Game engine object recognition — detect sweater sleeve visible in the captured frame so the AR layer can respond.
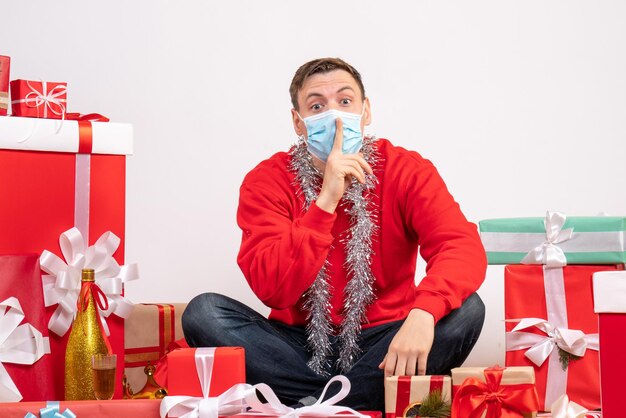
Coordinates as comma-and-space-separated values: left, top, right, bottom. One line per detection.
400, 153, 487, 323
236, 165, 336, 310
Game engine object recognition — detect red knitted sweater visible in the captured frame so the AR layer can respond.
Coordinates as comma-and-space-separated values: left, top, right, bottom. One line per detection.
237, 138, 486, 328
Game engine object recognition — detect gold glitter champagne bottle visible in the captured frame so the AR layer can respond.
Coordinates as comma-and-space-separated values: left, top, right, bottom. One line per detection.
65, 268, 112, 400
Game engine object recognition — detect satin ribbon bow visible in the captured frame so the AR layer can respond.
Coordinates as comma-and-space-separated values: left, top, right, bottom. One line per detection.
23, 401, 77, 418
451, 366, 540, 418
506, 318, 598, 367
16, 80, 68, 119
39, 227, 140, 337
0, 297, 50, 402
65, 113, 110, 122
245, 375, 368, 418
549, 394, 595, 418
160, 347, 251, 418
521, 211, 573, 267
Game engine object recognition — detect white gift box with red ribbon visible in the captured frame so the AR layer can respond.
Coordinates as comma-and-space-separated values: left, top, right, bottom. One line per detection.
0, 114, 132, 155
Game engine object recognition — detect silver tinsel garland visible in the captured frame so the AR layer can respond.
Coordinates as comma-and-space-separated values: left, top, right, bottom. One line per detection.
289, 136, 379, 375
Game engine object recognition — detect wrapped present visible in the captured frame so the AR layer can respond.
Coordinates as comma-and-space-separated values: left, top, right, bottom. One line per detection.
535, 394, 602, 417
167, 347, 246, 397
0, 254, 52, 402
384, 375, 451, 418
505, 265, 623, 411
0, 55, 9, 116
451, 366, 540, 418
479, 212, 626, 265
5, 399, 160, 418
152, 337, 189, 390
10, 79, 67, 119
192, 375, 372, 418
124, 303, 187, 393
0, 115, 133, 400
593, 270, 626, 418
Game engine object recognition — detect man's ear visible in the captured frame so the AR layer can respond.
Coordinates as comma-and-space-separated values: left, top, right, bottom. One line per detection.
291, 108, 306, 137
363, 97, 372, 126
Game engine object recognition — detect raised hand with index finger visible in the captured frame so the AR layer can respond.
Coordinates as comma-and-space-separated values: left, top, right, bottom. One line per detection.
315, 117, 373, 214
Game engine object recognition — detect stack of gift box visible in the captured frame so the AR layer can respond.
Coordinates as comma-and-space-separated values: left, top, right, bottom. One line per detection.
0, 53, 138, 413
382, 212, 626, 418
478, 211, 625, 417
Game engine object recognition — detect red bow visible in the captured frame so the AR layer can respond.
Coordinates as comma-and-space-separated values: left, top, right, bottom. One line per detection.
452, 367, 540, 418
66, 112, 110, 122
78, 281, 110, 313
77, 281, 113, 353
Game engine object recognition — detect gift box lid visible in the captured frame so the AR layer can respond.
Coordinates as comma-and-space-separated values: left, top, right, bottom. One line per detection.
0, 115, 133, 155
479, 215, 626, 265
451, 366, 536, 385
593, 270, 626, 313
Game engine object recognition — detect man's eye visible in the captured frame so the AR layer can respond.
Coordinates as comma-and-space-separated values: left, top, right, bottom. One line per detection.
341, 98, 352, 105
311, 104, 322, 111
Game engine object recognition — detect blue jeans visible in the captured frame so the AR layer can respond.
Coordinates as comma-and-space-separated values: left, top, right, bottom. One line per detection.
182, 292, 484, 412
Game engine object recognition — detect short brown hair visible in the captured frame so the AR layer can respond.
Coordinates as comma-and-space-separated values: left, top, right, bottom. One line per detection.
289, 57, 365, 110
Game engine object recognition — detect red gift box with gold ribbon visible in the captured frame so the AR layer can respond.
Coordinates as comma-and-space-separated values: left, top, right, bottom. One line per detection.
451, 366, 540, 418
0, 114, 133, 400
384, 375, 451, 418
505, 264, 623, 411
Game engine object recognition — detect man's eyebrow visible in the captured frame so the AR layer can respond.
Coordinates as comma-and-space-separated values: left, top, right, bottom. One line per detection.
337, 86, 355, 94
305, 92, 324, 101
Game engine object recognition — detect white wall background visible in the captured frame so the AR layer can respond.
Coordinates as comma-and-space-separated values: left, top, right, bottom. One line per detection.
3, 1, 625, 367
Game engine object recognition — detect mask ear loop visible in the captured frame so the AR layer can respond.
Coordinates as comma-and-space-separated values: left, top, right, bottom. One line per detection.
296, 111, 307, 141
360, 100, 373, 140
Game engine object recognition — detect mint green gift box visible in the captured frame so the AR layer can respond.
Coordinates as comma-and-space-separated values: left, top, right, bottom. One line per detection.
479, 214, 626, 265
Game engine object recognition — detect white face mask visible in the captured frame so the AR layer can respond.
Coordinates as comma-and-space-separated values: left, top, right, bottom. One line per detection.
298, 107, 365, 162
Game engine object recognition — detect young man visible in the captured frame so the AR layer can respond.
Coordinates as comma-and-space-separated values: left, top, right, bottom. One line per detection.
183, 57, 487, 411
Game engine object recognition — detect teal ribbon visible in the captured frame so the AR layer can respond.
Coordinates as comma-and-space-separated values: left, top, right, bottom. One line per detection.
23, 401, 77, 418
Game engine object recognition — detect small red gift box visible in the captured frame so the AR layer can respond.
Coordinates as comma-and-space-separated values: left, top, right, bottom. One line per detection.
384, 375, 451, 418
593, 270, 626, 418
10, 79, 67, 119
0, 254, 54, 402
0, 115, 133, 400
451, 366, 539, 418
505, 265, 623, 411
167, 347, 246, 397
0, 55, 9, 116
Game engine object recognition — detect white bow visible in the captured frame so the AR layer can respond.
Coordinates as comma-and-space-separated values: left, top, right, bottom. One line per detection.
0, 297, 50, 402
521, 211, 573, 267
550, 394, 598, 417
506, 318, 598, 367
246, 375, 368, 418
161, 383, 253, 418
39, 227, 139, 337
11, 80, 67, 119
160, 346, 366, 418
160, 347, 250, 418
